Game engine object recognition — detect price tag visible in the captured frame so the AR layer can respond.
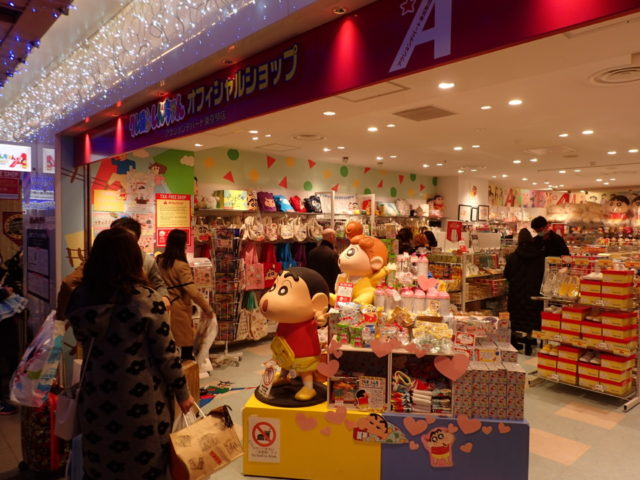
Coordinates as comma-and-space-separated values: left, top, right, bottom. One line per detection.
335, 282, 354, 304
613, 347, 629, 356
593, 383, 605, 393
574, 340, 587, 348
550, 374, 560, 382
597, 342, 610, 351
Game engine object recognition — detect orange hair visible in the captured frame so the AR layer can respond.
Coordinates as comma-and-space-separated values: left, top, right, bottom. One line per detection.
350, 235, 388, 264
345, 221, 364, 239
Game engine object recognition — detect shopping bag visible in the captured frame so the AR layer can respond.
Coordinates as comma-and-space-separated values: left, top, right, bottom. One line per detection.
243, 243, 265, 290
170, 405, 243, 480
10, 310, 65, 407
261, 245, 281, 289
277, 243, 297, 270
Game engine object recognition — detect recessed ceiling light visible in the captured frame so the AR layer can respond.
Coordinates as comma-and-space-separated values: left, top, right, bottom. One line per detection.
544, 181, 550, 185
386, 123, 396, 128
574, 169, 581, 173
581, 129, 594, 135
438, 82, 455, 89
610, 178, 616, 181
532, 182, 538, 185
491, 175, 497, 178
251, 136, 259, 141
376, 156, 383, 160
513, 159, 521, 164
508, 99, 523, 106
332, 6, 347, 15
457, 169, 464, 173
607, 150, 617, 155
596, 178, 603, 182
194, 143, 203, 147
323, 111, 336, 116
436, 162, 444, 166
336, 146, 345, 150
249, 129, 259, 134
367, 126, 378, 132
480, 105, 492, 110
522, 177, 528, 181
559, 184, 565, 187
558, 133, 569, 138
559, 170, 566, 174
501, 174, 508, 178
423, 164, 429, 168
453, 146, 463, 151
629, 148, 639, 153
389, 155, 397, 159
529, 158, 538, 163
471, 145, 480, 148
323, 147, 331, 152
604, 182, 610, 185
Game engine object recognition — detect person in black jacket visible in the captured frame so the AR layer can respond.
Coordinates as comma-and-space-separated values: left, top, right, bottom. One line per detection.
504, 228, 545, 354
307, 228, 341, 293
531, 216, 570, 257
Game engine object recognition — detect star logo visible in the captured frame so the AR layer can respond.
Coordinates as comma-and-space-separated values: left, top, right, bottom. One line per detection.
400, 0, 417, 15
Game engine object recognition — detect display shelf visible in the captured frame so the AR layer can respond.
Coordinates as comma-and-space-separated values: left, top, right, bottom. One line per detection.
536, 373, 636, 401
533, 296, 639, 312
464, 294, 505, 304
336, 339, 453, 356
195, 208, 319, 216
532, 330, 637, 356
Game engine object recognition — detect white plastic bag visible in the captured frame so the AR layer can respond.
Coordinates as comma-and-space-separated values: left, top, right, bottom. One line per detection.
194, 313, 218, 378
10, 310, 65, 407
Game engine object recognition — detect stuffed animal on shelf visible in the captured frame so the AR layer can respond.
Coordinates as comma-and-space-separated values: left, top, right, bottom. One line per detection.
605, 195, 630, 227
331, 235, 388, 305
583, 202, 604, 224
259, 267, 329, 401
630, 196, 640, 228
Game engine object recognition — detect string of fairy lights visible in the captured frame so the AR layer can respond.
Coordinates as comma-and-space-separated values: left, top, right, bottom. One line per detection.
0, 0, 256, 142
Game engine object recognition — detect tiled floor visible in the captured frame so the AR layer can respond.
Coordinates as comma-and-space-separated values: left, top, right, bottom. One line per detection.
2, 341, 640, 479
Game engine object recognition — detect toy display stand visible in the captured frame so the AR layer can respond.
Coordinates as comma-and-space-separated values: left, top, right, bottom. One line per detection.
242, 394, 529, 480
255, 379, 327, 408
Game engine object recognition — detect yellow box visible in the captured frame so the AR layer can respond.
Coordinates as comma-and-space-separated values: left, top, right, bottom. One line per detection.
537, 353, 557, 369
582, 334, 602, 347
601, 354, 636, 370
562, 306, 591, 321
538, 365, 556, 379
580, 280, 602, 294
578, 362, 600, 377
561, 320, 581, 333
602, 324, 637, 340
560, 330, 581, 343
599, 367, 631, 383
557, 359, 578, 373
602, 337, 637, 351
601, 311, 636, 328
601, 282, 633, 296
558, 345, 581, 361
542, 318, 561, 330
578, 374, 600, 389
601, 294, 634, 310
557, 369, 577, 385
579, 292, 602, 306
581, 321, 602, 337
601, 378, 632, 396
602, 270, 634, 284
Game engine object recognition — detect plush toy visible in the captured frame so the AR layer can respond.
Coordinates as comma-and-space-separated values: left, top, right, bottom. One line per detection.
429, 195, 445, 219
332, 235, 389, 305
605, 195, 630, 227
259, 267, 329, 401
583, 201, 604, 224
630, 196, 640, 228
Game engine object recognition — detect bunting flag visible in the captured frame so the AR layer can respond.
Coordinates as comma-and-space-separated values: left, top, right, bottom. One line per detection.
331, 183, 339, 192
377, 180, 384, 188
399, 175, 405, 184
267, 156, 277, 168
308, 159, 316, 168
279, 177, 288, 188
223, 171, 235, 183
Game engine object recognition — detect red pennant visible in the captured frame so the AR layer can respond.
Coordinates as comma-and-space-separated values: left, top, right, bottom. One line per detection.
267, 156, 277, 168
377, 180, 384, 188
308, 159, 316, 168
331, 183, 339, 192
279, 177, 288, 188
419, 184, 425, 191
364, 167, 371, 174
399, 175, 404, 184
223, 171, 235, 183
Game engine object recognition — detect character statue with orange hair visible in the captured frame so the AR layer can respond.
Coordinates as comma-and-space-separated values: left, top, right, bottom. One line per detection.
331, 235, 388, 305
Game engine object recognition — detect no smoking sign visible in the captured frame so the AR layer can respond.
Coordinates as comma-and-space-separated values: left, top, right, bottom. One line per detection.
249, 417, 281, 463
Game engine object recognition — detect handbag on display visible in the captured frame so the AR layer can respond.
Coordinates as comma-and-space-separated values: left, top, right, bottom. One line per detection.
396, 199, 410, 216
292, 243, 308, 267
278, 217, 294, 240
307, 217, 324, 241
293, 217, 307, 242
257, 192, 277, 212
303, 195, 322, 213
264, 217, 278, 242
261, 244, 282, 288
277, 243, 297, 270
242, 243, 265, 291
55, 339, 94, 441
274, 195, 294, 212
289, 196, 306, 212
246, 190, 258, 211
242, 216, 265, 242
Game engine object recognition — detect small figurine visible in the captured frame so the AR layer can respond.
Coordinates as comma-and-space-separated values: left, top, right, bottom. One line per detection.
260, 267, 329, 401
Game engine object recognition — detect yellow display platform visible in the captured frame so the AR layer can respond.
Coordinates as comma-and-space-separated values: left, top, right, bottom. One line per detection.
243, 394, 380, 479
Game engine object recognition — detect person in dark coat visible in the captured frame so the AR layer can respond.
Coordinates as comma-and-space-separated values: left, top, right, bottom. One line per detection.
396, 227, 414, 255
307, 228, 341, 293
531, 216, 570, 257
504, 228, 545, 354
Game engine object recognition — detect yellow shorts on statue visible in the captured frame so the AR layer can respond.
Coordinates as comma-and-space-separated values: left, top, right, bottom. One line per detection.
271, 336, 320, 373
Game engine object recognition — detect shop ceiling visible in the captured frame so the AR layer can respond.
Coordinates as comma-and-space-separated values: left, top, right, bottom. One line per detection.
0, 0, 74, 86
155, 11, 640, 193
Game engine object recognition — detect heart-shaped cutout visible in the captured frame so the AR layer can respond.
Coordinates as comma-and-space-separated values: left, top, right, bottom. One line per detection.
320, 426, 332, 436
434, 354, 470, 381
448, 423, 459, 433
498, 423, 511, 434
457, 414, 482, 435
409, 440, 420, 451
482, 426, 493, 435
460, 442, 473, 453
317, 359, 340, 378
327, 339, 343, 359
371, 338, 394, 358
325, 406, 347, 425
344, 419, 357, 430
389, 338, 403, 349
417, 276, 437, 291
424, 415, 437, 425
295, 413, 318, 431
403, 417, 428, 436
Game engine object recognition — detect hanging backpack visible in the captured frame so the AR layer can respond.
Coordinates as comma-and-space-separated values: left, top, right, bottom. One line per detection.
277, 243, 297, 270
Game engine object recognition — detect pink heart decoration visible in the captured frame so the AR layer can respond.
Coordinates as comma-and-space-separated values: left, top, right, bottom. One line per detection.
403, 417, 428, 436
327, 339, 343, 359
320, 426, 332, 436
460, 442, 473, 453
409, 441, 420, 451
457, 414, 482, 435
448, 423, 459, 433
371, 338, 394, 358
424, 415, 437, 425
325, 406, 347, 425
295, 413, 318, 431
317, 359, 340, 378
417, 276, 437, 291
482, 426, 493, 435
434, 354, 470, 381
498, 423, 511, 434
344, 419, 357, 431
389, 338, 403, 349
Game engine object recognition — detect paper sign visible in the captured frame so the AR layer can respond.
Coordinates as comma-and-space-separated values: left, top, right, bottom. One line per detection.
156, 193, 191, 247
94, 189, 125, 212
335, 282, 354, 304
42, 147, 55, 174
249, 417, 281, 463
0, 171, 19, 199
257, 365, 277, 398
447, 221, 463, 242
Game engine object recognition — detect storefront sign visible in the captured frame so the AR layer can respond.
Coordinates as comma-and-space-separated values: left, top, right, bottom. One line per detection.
0, 143, 31, 172
155, 193, 191, 247
0, 171, 20, 199
42, 147, 55, 174
77, 0, 640, 163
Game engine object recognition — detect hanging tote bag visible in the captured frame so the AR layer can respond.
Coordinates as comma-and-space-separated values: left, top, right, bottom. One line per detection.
264, 217, 278, 242
293, 217, 307, 242
261, 244, 282, 289
274, 195, 294, 212
257, 192, 277, 212
278, 217, 294, 240
242, 242, 265, 291
277, 243, 297, 270
292, 243, 308, 267
290, 196, 306, 212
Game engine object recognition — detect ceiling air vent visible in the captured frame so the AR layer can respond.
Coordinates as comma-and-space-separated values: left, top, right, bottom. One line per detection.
590, 66, 640, 85
393, 105, 455, 121
292, 134, 326, 141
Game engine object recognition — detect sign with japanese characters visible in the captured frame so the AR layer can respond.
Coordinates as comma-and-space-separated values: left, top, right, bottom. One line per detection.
0, 143, 31, 172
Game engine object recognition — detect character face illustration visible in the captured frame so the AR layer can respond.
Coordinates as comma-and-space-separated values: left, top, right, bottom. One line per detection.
356, 414, 389, 440
422, 427, 456, 468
